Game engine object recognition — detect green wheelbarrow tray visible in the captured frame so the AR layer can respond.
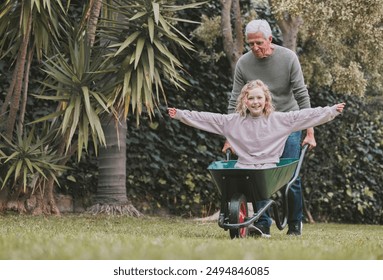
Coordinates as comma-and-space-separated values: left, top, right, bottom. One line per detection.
207, 145, 308, 234
208, 158, 299, 201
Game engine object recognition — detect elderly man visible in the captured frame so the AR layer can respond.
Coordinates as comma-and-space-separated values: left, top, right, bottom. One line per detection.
223, 19, 316, 237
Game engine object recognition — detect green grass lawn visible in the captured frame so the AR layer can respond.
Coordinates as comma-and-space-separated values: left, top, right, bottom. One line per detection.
0, 214, 382, 260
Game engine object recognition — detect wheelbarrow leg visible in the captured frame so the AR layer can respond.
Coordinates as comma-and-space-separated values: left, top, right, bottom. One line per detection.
218, 176, 229, 228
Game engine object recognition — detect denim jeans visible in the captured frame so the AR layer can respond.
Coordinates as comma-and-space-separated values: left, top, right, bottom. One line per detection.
255, 131, 303, 227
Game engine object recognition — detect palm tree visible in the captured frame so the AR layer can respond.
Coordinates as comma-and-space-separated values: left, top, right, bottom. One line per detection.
86, 0, 203, 214
0, 0, 68, 137
0, 0, 71, 214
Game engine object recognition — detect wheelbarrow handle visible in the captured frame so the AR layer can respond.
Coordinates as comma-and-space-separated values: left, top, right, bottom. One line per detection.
301, 144, 309, 156
226, 149, 231, 161
286, 143, 309, 189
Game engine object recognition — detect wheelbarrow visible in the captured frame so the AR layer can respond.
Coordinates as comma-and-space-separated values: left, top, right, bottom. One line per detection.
207, 145, 308, 239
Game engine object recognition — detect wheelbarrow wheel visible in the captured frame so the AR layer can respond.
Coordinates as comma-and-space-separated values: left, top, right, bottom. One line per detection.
229, 193, 248, 239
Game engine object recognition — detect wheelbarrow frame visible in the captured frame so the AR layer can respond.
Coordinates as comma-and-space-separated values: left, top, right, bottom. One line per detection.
207, 145, 308, 238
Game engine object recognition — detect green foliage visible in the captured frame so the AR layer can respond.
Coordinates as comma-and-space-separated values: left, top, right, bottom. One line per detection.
100, 0, 205, 123
192, 15, 221, 49
0, 0, 68, 60
191, 14, 225, 62
34, 32, 114, 159
270, 0, 383, 95
0, 127, 68, 192
190, 0, 278, 63
302, 90, 383, 224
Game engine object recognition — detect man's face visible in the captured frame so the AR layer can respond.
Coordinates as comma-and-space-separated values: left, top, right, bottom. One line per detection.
246, 32, 273, 58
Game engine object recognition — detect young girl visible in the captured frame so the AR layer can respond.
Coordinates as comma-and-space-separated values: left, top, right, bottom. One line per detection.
168, 80, 345, 169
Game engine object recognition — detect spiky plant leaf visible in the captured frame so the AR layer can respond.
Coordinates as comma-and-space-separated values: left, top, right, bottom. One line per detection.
99, 0, 204, 123
35, 30, 115, 159
0, 129, 68, 192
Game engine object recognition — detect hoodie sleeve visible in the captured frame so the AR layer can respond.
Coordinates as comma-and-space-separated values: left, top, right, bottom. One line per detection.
287, 105, 341, 132
174, 110, 227, 136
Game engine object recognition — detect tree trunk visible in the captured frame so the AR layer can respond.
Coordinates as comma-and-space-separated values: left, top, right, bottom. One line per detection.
220, 0, 244, 76
83, 0, 141, 216
88, 113, 142, 216
275, 13, 303, 52
18, 47, 34, 137
33, 178, 61, 216
5, 9, 32, 138
87, 0, 103, 47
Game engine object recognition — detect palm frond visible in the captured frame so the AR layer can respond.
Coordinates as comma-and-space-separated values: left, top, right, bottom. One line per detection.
99, 0, 202, 121
37, 30, 113, 158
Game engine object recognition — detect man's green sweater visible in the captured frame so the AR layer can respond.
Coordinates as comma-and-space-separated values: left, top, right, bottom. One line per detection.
228, 45, 311, 113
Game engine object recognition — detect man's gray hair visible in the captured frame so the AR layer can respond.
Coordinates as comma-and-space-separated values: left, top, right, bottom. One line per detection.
245, 19, 272, 38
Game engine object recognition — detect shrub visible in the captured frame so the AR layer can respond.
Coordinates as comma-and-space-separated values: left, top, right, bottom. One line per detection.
302, 90, 383, 224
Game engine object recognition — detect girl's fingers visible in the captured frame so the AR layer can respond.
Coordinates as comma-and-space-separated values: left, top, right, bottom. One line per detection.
167, 107, 176, 117
337, 103, 345, 112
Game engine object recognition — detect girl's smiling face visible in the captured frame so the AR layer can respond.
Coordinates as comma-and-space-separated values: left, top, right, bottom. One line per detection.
245, 88, 266, 117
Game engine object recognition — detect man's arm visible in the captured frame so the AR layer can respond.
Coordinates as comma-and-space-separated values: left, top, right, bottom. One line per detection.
290, 54, 316, 149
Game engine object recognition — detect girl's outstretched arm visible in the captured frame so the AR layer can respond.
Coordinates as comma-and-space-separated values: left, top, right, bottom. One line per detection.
167, 108, 227, 136
168, 107, 177, 118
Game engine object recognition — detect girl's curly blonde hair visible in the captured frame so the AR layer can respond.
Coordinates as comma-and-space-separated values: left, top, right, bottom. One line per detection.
235, 80, 275, 117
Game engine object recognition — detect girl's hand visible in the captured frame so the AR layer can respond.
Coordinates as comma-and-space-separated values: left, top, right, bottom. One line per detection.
167, 107, 177, 118
336, 103, 346, 113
